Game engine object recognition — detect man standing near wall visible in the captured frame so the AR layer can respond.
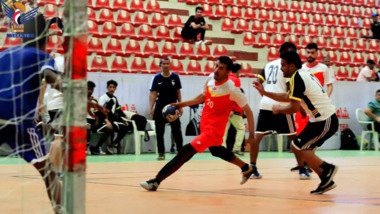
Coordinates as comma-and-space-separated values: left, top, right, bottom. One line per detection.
150, 57, 183, 160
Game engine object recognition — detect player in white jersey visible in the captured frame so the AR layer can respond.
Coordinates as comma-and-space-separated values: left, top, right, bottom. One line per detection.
253, 51, 339, 194
250, 42, 302, 179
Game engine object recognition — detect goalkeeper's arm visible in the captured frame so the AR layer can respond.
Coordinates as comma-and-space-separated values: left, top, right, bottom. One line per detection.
44, 69, 62, 91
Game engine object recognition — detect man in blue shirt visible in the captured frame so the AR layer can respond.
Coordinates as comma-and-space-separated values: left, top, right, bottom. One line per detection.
0, 13, 62, 213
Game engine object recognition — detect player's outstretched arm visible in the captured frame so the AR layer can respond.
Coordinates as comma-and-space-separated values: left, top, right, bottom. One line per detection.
253, 81, 290, 102
272, 99, 300, 115
171, 93, 206, 109
44, 70, 62, 91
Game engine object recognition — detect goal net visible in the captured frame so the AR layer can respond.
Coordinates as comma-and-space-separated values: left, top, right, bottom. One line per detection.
0, 0, 87, 213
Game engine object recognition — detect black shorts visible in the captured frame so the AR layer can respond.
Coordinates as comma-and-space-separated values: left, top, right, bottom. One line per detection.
293, 114, 339, 150
256, 110, 296, 135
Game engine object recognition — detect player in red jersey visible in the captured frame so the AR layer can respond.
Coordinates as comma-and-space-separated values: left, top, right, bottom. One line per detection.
140, 56, 255, 191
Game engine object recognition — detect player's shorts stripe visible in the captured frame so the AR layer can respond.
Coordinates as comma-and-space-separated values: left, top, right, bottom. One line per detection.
302, 117, 331, 150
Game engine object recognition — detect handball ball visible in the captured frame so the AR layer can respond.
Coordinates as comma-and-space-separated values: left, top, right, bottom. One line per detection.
162, 104, 180, 122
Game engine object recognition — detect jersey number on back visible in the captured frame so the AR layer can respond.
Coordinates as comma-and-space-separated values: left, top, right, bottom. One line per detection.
267, 65, 279, 84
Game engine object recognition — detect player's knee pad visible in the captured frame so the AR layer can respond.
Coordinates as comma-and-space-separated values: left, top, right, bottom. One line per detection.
209, 146, 234, 162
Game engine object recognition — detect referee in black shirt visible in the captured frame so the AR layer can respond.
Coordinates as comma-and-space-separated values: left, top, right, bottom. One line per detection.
150, 57, 183, 160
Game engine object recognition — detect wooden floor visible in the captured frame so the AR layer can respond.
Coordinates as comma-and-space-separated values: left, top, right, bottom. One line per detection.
1, 153, 380, 213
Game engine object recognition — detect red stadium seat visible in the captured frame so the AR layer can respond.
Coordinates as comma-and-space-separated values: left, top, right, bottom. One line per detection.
265, 21, 278, 35
352, 53, 365, 67
250, 0, 262, 9
251, 20, 264, 33
93, 0, 111, 10
279, 22, 292, 35
367, 53, 378, 63
88, 8, 96, 22
272, 10, 283, 22
277, 0, 288, 11
321, 26, 332, 38
170, 59, 183, 73
315, 3, 326, 15
244, 8, 256, 21
100, 22, 118, 38
118, 23, 138, 40
289, 1, 301, 12
178, 43, 195, 59
46, 35, 64, 54
328, 37, 341, 51
161, 41, 179, 58
129, 0, 145, 12
294, 24, 306, 36
142, 41, 160, 57
125, 39, 143, 57
221, 0, 234, 6
346, 28, 357, 38
342, 0, 354, 6
272, 33, 285, 48
316, 37, 328, 50
150, 13, 166, 28
187, 60, 202, 75
312, 13, 324, 26
337, 16, 349, 28
110, 56, 129, 73
254, 33, 271, 48
362, 18, 371, 29
89, 56, 109, 72
341, 38, 354, 52
43, 4, 59, 18
229, 6, 242, 20
285, 12, 298, 24
201, 4, 213, 17
355, 38, 367, 52
350, 67, 360, 81
88, 20, 102, 38
207, 0, 221, 5
236, 0, 249, 8
221, 18, 235, 31
368, 40, 380, 53
155, 26, 171, 41
149, 58, 161, 74
367, 0, 377, 7
97, 9, 114, 24
336, 52, 352, 66
87, 37, 104, 55
301, 36, 313, 48
363, 8, 373, 18
130, 57, 148, 73
240, 62, 254, 77
105, 38, 124, 56
204, 61, 216, 75
351, 7, 362, 18
325, 15, 337, 27
327, 4, 338, 15
308, 25, 319, 36
326, 51, 338, 64
263, 0, 275, 10
211, 45, 237, 61
333, 27, 345, 38
173, 27, 183, 41
299, 13, 310, 24
340, 6, 351, 17
359, 29, 370, 38
136, 24, 155, 40
257, 9, 270, 21
133, 11, 149, 26
233, 19, 249, 33
112, 0, 128, 11
194, 43, 212, 59
167, 15, 182, 28
267, 47, 279, 62
303, 2, 314, 13
288, 35, 300, 47
243, 32, 256, 46
212, 5, 228, 19
336, 66, 350, 81
115, 10, 131, 26
146, 0, 165, 14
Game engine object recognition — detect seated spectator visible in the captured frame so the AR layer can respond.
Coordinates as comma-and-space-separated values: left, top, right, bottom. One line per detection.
371, 13, 380, 40
357, 60, 377, 82
364, 89, 380, 134
181, 6, 210, 47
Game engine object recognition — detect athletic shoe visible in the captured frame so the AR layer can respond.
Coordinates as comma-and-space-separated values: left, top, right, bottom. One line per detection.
106, 146, 114, 155
291, 165, 313, 173
195, 40, 203, 48
299, 168, 311, 180
240, 165, 253, 185
249, 164, 263, 179
86, 146, 92, 155
157, 154, 165, 160
140, 179, 159, 191
319, 164, 338, 188
310, 181, 337, 195
99, 148, 106, 156
202, 40, 210, 45
170, 147, 175, 154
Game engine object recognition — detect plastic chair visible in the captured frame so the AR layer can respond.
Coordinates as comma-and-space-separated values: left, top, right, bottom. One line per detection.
88, 55, 109, 72
155, 26, 171, 41
104, 38, 124, 56
97, 8, 114, 24
243, 32, 256, 46
355, 108, 379, 151
129, 0, 145, 12
115, 10, 131, 26
111, 0, 128, 11
150, 12, 166, 28
133, 11, 149, 26
130, 57, 147, 73
87, 37, 104, 55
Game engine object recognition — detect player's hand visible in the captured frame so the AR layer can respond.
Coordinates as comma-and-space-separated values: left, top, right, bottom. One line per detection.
170, 102, 183, 112
179, 107, 183, 116
252, 81, 264, 96
245, 133, 255, 147
376, 117, 380, 123
272, 105, 281, 114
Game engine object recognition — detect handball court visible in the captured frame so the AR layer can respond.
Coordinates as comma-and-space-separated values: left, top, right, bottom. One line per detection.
1, 151, 380, 214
